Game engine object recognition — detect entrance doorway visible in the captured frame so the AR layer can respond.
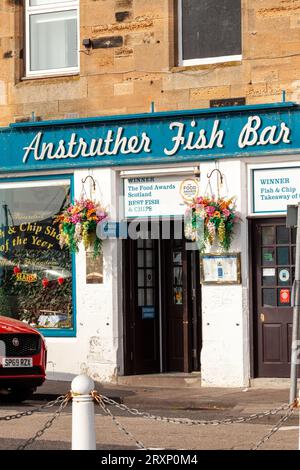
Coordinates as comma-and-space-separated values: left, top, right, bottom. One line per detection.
252, 217, 299, 378
123, 223, 201, 375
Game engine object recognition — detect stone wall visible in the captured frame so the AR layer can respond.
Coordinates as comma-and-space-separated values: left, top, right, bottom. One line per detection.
1, 0, 300, 125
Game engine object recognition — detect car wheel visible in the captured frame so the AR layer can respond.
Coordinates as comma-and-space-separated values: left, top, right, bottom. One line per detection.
9, 387, 36, 402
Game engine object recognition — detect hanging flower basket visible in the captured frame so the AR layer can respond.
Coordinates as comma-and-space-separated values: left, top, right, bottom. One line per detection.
184, 196, 239, 252
54, 198, 108, 258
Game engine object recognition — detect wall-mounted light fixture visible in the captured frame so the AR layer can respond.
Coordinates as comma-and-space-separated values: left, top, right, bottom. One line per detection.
193, 165, 201, 179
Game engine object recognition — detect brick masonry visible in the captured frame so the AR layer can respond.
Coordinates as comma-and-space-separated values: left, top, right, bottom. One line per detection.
1, 0, 300, 124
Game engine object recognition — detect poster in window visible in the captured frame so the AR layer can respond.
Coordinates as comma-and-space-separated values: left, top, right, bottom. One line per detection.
0, 181, 74, 332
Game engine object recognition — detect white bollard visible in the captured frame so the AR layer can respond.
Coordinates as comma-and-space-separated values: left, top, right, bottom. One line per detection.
71, 374, 96, 450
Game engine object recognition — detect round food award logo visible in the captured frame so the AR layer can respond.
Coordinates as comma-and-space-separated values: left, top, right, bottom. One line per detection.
180, 178, 200, 203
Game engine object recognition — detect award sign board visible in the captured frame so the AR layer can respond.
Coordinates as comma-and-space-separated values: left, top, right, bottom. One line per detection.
253, 167, 300, 214
200, 253, 241, 285
124, 175, 193, 218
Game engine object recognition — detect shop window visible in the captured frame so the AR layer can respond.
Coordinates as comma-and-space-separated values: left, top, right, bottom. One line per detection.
0, 178, 74, 336
25, 0, 79, 77
178, 0, 242, 66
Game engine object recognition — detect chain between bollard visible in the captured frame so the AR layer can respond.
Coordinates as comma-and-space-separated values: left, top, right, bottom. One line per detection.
95, 393, 294, 427
17, 392, 72, 450
0, 394, 69, 422
91, 391, 146, 450
2, 387, 299, 451
92, 392, 300, 451
252, 401, 297, 450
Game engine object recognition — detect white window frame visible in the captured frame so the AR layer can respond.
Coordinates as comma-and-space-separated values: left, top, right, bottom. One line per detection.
25, 0, 80, 78
178, 0, 242, 67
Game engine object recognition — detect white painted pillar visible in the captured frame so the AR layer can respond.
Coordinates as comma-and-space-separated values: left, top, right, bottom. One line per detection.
71, 374, 96, 450
299, 391, 300, 451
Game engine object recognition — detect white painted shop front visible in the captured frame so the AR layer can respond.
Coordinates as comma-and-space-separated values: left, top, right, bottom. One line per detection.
1, 103, 300, 387
44, 162, 247, 386
47, 158, 300, 387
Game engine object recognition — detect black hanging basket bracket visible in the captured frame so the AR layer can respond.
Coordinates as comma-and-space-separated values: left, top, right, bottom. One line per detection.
81, 175, 96, 192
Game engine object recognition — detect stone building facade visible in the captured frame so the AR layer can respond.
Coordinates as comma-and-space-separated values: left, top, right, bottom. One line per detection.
0, 1, 300, 388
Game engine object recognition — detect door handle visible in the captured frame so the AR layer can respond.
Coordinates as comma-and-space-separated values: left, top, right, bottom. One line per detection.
260, 313, 265, 323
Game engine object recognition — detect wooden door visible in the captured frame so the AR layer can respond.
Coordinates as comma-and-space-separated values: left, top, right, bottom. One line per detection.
163, 237, 190, 372
252, 218, 298, 378
123, 224, 201, 375
123, 237, 160, 374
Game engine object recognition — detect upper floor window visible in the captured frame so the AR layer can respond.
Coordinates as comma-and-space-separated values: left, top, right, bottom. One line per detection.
25, 0, 79, 77
178, 0, 242, 66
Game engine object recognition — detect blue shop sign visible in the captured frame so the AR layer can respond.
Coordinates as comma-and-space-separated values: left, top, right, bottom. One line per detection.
98, 221, 128, 238
1, 102, 300, 173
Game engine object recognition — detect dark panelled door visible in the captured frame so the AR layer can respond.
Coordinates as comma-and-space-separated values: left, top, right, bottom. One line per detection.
253, 218, 298, 377
123, 224, 201, 375
123, 238, 160, 374
162, 238, 192, 372
163, 238, 187, 372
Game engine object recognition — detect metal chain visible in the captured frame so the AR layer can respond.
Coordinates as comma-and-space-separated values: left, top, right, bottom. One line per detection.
0, 395, 68, 422
100, 395, 293, 427
93, 394, 146, 450
1, 388, 296, 451
251, 405, 295, 451
17, 394, 71, 450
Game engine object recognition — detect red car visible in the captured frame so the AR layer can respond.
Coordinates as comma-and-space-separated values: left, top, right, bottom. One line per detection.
0, 316, 47, 399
